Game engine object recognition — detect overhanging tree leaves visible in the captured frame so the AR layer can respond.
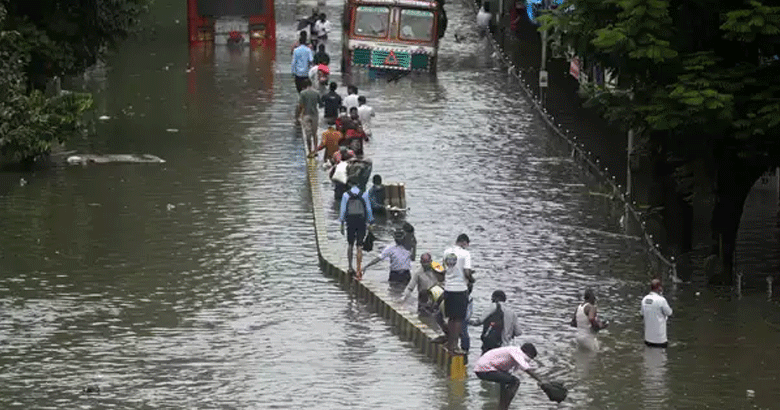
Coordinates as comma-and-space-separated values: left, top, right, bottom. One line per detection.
0, 0, 149, 163
541, 0, 780, 283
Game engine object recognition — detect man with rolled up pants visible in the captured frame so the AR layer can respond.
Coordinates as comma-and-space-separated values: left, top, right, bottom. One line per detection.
442, 234, 474, 355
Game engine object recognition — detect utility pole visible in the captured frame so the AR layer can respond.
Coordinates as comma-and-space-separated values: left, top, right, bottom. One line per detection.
627, 128, 634, 201
540, 28, 548, 106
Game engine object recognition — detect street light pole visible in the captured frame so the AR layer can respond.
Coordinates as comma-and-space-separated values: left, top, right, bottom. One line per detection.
627, 128, 634, 201
540, 26, 548, 107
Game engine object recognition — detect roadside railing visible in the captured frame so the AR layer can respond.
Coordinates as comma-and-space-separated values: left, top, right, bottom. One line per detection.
467, 0, 678, 281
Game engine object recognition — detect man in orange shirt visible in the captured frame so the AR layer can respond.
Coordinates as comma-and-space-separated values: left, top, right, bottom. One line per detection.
309, 120, 342, 162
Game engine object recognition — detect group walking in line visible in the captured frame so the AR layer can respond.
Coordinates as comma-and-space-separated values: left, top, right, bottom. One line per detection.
291, 11, 675, 408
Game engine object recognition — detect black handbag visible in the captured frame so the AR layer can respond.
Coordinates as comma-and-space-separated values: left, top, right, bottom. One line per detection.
362, 230, 376, 252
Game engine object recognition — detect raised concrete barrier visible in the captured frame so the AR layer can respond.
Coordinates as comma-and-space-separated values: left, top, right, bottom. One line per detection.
305, 157, 466, 378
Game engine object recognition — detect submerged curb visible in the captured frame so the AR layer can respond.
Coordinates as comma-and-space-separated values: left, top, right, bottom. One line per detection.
305, 157, 466, 378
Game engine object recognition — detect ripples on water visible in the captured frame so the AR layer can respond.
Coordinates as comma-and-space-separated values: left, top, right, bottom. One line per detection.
1, 0, 780, 408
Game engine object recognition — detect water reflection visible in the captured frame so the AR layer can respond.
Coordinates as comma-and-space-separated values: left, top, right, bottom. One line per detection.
641, 347, 669, 410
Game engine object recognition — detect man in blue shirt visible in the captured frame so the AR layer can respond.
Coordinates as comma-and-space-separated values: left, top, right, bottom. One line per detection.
291, 32, 314, 93
339, 184, 374, 280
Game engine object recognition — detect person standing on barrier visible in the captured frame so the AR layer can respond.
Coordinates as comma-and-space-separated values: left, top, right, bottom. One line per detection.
401, 253, 441, 315
296, 79, 320, 153
308, 119, 341, 162
442, 234, 474, 355
434, 283, 473, 355
292, 32, 313, 93
641, 279, 672, 348
339, 184, 374, 280
363, 229, 412, 285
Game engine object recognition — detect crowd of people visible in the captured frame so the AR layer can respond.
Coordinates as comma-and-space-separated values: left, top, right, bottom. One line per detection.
292, 10, 675, 407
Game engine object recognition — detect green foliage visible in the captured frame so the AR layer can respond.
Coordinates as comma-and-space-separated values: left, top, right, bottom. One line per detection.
721, 0, 780, 42
5, 0, 151, 82
0, 90, 93, 162
0, 0, 146, 163
543, 0, 780, 169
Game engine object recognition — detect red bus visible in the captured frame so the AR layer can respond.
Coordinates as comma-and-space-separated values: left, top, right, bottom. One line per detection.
187, 0, 275, 48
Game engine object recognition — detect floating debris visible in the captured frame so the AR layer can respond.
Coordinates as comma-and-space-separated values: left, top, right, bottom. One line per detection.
66, 154, 166, 165
166, 203, 176, 211
166, 128, 179, 133
98, 115, 110, 120
19, 178, 27, 187
82, 385, 100, 394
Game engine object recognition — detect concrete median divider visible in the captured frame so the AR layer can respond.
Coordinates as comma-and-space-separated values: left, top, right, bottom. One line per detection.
305, 157, 466, 379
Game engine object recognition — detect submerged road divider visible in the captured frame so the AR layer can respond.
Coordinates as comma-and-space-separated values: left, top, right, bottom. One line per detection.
304, 154, 466, 379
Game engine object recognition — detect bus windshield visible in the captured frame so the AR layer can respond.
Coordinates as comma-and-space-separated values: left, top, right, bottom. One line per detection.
354, 6, 390, 38
398, 9, 434, 41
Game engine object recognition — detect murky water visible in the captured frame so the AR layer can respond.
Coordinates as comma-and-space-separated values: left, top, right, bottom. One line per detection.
1, 0, 780, 409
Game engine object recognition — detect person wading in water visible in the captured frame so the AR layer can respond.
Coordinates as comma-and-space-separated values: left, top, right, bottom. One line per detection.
572, 288, 608, 351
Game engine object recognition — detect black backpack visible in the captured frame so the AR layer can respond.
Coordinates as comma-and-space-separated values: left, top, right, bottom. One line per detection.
481, 303, 504, 353
346, 190, 367, 218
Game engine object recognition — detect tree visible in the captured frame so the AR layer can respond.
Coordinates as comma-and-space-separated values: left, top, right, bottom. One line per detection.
0, 0, 149, 163
540, 0, 780, 284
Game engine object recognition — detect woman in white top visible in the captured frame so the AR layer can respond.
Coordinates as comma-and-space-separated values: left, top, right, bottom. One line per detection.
573, 289, 608, 351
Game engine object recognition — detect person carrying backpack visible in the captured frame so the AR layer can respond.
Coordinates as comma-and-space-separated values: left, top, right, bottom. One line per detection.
339, 184, 374, 280
470, 290, 522, 355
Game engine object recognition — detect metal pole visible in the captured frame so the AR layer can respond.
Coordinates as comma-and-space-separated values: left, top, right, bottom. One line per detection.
627, 128, 634, 200
776, 167, 779, 207
540, 28, 548, 105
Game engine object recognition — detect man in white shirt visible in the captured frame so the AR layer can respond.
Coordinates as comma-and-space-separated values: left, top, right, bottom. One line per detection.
641, 279, 673, 348
343, 85, 359, 112
476, 2, 492, 37
314, 13, 331, 48
357, 96, 375, 139
442, 233, 474, 354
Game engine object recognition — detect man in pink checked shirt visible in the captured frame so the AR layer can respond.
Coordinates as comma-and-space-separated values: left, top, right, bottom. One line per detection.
473, 343, 545, 410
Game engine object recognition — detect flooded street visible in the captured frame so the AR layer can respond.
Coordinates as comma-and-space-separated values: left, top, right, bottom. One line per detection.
1, 0, 780, 409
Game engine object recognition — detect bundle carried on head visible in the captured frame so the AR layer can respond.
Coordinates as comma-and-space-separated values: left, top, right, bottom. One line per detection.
540, 381, 568, 403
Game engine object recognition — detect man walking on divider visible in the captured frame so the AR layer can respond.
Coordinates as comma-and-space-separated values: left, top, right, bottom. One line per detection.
339, 184, 374, 280
297, 79, 320, 153
291, 32, 313, 93
442, 234, 474, 354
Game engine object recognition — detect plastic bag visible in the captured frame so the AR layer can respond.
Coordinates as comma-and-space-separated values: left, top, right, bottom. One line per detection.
331, 161, 348, 184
